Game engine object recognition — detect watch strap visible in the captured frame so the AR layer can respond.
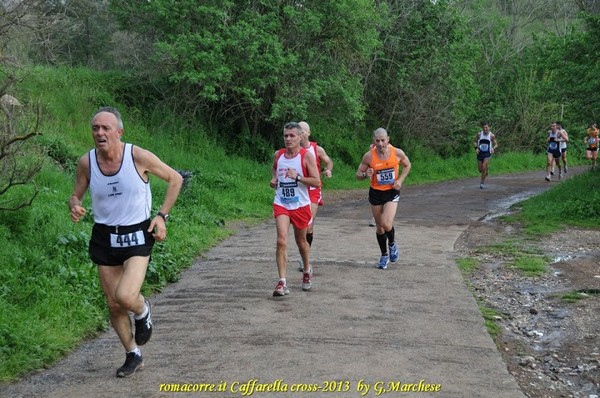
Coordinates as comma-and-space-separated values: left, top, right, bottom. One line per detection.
157, 211, 169, 222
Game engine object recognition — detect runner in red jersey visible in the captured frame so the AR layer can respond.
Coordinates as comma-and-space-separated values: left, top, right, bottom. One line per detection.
296, 121, 333, 271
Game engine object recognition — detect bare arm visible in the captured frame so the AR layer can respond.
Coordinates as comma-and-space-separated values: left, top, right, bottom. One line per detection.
491, 134, 498, 152
473, 134, 480, 154
394, 148, 411, 190
133, 146, 183, 241
317, 146, 333, 178
270, 151, 278, 188
69, 154, 91, 223
356, 151, 373, 180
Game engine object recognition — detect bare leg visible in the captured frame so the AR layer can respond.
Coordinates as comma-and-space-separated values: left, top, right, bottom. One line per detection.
294, 226, 310, 273
98, 257, 149, 352
546, 154, 553, 179
275, 215, 291, 279
307, 202, 318, 235
480, 158, 491, 184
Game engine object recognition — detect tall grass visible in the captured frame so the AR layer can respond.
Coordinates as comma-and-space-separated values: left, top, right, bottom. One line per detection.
0, 66, 595, 381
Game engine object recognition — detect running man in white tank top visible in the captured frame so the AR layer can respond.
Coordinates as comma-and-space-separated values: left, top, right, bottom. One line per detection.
269, 122, 321, 297
69, 107, 183, 378
473, 121, 497, 189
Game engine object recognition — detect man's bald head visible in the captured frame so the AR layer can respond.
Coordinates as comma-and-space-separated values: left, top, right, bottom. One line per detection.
299, 121, 311, 136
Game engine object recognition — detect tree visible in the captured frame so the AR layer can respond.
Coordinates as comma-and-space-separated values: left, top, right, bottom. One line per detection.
364, 0, 479, 156
0, 82, 44, 211
29, 0, 118, 68
109, 0, 382, 156
538, 13, 600, 125
0, 0, 45, 211
454, 0, 580, 152
573, 0, 600, 14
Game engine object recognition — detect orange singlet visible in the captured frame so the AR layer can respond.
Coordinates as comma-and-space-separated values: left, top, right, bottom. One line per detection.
369, 145, 400, 191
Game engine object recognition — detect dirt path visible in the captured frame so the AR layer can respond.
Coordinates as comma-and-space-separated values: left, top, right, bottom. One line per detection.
1, 170, 575, 398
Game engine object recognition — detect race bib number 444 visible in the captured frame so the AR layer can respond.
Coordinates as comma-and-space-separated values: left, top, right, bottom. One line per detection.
110, 230, 145, 248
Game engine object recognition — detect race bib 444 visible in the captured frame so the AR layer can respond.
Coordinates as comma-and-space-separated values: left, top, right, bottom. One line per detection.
110, 230, 145, 248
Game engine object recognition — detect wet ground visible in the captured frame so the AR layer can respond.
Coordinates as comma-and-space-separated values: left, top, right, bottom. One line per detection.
457, 222, 600, 398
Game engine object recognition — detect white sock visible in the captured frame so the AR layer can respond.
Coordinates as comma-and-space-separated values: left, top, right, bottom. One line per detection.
134, 303, 148, 320
128, 347, 141, 356
279, 278, 286, 285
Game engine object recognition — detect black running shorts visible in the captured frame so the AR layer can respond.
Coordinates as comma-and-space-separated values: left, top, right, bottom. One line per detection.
368, 187, 400, 206
89, 219, 155, 266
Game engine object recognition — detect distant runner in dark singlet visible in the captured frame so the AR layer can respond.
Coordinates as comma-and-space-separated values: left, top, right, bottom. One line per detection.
473, 121, 498, 189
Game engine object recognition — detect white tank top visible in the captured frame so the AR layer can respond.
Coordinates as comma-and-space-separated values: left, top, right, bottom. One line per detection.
477, 131, 492, 153
273, 148, 310, 210
89, 143, 151, 225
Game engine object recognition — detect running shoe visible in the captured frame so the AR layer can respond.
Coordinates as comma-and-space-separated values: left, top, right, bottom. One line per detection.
369, 217, 376, 227
116, 352, 144, 378
389, 243, 399, 263
273, 280, 289, 297
302, 270, 313, 291
550, 170, 554, 176
480, 183, 485, 189
134, 299, 153, 346
545, 176, 551, 182
564, 165, 568, 173
559, 172, 563, 180
298, 259, 304, 272
377, 255, 389, 270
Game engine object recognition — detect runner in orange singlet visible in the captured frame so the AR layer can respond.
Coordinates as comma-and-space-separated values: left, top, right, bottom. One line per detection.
356, 128, 411, 269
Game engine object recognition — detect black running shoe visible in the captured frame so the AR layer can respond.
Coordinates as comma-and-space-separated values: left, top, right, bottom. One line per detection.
116, 352, 144, 378
134, 299, 153, 346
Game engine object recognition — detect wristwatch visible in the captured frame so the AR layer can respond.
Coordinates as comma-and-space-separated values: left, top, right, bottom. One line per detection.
157, 211, 170, 222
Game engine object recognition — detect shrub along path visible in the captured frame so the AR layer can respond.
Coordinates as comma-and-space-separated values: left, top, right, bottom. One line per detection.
2, 170, 574, 398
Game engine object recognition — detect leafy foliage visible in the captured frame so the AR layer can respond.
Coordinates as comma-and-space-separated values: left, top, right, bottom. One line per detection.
109, 0, 381, 157
364, 1, 479, 156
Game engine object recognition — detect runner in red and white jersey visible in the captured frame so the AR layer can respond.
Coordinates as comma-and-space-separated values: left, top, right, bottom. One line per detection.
269, 122, 321, 297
